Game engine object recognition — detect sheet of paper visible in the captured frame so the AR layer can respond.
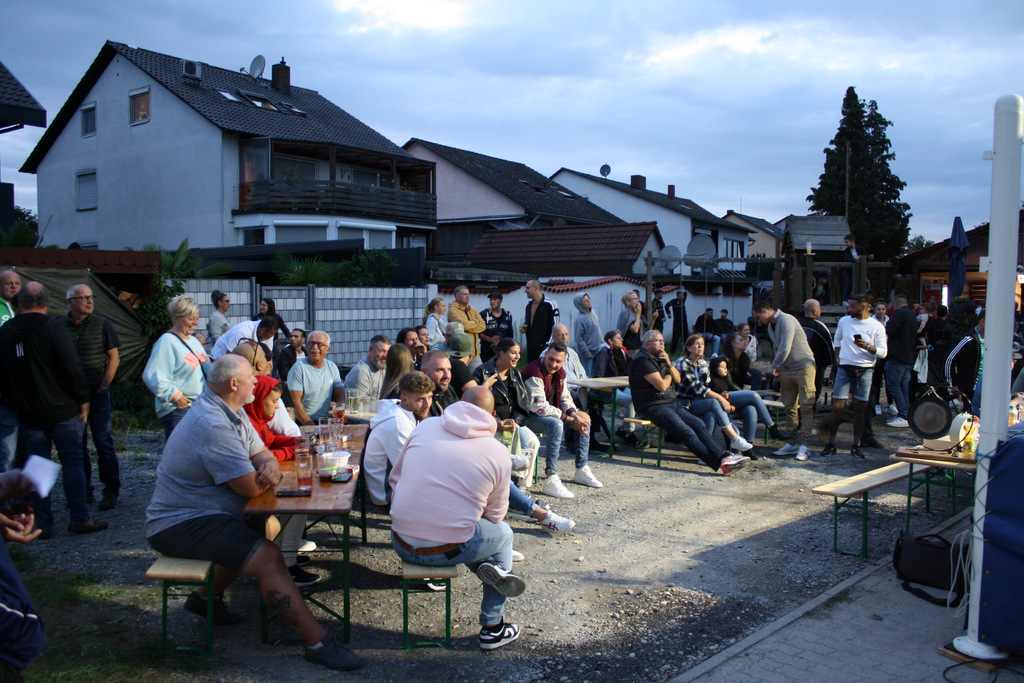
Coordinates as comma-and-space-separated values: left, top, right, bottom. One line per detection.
22, 455, 61, 498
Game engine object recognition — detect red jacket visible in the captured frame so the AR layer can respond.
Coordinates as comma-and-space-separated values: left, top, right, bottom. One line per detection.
243, 375, 296, 462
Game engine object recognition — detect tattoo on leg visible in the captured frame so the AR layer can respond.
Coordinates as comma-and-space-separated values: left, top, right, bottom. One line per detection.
263, 589, 300, 628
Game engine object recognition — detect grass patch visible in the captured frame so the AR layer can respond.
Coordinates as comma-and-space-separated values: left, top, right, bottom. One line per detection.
17, 568, 212, 681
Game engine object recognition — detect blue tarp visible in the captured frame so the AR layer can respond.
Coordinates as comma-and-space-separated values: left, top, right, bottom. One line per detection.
978, 435, 1024, 650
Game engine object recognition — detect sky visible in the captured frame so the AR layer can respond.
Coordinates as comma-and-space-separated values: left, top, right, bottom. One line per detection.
2, 0, 1022, 245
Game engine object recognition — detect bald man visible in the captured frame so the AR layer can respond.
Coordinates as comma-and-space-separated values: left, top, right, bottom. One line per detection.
389, 384, 525, 651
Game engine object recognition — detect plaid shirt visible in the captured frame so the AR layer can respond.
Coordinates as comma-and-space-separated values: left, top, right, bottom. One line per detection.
672, 355, 710, 399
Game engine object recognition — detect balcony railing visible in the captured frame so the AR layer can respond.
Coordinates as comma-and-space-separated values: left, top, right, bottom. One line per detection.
236, 180, 436, 226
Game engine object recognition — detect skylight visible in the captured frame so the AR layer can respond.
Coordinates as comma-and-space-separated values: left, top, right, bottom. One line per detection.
219, 90, 241, 102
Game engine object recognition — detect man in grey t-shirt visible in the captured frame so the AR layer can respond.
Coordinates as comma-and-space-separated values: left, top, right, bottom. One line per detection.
145, 355, 364, 671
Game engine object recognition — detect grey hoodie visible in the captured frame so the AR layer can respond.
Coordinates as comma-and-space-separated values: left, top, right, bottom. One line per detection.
573, 293, 603, 360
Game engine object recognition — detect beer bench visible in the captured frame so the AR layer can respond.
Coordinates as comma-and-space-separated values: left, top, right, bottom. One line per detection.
401, 562, 459, 649
811, 462, 931, 558
146, 555, 216, 655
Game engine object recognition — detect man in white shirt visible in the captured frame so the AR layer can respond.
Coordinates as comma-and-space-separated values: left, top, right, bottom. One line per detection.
821, 294, 888, 459
211, 318, 279, 359
363, 371, 433, 507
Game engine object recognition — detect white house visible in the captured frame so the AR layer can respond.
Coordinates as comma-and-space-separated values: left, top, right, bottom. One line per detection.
21, 42, 436, 251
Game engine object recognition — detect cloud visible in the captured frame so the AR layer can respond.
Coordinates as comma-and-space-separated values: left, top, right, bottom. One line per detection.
331, 0, 480, 33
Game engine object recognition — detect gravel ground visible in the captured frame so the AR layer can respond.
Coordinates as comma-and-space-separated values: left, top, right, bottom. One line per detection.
23, 394, 956, 683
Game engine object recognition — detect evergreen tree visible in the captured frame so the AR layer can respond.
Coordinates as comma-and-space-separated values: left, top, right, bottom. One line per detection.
808, 87, 911, 261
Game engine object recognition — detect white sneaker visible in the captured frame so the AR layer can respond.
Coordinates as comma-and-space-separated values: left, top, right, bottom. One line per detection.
541, 474, 574, 499
719, 453, 750, 474
886, 416, 910, 428
511, 549, 525, 562
730, 435, 754, 452
573, 465, 603, 488
795, 445, 811, 461
874, 405, 882, 416
886, 404, 898, 416
773, 442, 798, 457
510, 454, 529, 471
538, 510, 576, 534
298, 539, 317, 553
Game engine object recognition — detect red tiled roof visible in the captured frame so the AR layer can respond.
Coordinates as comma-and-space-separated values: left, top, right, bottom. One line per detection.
467, 222, 661, 277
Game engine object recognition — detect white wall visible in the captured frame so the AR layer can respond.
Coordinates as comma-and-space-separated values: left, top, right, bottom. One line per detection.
407, 142, 524, 220
37, 57, 226, 250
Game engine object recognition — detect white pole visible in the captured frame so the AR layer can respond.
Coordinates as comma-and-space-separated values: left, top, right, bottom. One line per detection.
953, 94, 1023, 660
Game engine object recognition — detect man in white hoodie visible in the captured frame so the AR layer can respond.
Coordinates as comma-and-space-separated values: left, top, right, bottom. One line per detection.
364, 371, 433, 507
389, 386, 525, 651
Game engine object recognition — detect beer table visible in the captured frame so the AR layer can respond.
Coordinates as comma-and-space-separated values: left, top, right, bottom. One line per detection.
889, 447, 977, 532
244, 423, 367, 643
567, 376, 629, 457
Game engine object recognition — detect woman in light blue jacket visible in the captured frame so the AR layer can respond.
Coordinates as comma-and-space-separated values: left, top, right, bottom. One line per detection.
143, 295, 209, 440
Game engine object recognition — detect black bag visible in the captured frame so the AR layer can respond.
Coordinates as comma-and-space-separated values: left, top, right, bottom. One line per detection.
892, 531, 968, 606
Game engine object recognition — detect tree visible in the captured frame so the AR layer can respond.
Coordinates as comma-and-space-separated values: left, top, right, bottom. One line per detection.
808, 87, 912, 261
904, 234, 935, 254
271, 249, 397, 286
0, 206, 53, 248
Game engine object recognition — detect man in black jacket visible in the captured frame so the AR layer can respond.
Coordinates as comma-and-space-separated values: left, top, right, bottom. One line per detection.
884, 295, 919, 428
797, 298, 836, 401
664, 290, 689, 355
0, 282, 107, 538
946, 310, 984, 408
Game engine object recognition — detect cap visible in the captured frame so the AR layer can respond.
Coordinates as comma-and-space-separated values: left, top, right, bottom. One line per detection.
447, 333, 474, 358
444, 321, 465, 336
488, 290, 503, 300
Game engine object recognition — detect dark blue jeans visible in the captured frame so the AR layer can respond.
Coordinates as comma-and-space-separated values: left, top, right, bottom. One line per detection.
642, 401, 726, 471
160, 407, 189, 442
21, 416, 90, 529
0, 403, 18, 472
83, 390, 120, 496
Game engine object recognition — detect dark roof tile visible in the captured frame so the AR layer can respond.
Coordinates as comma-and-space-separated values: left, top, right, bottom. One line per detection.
0, 59, 46, 128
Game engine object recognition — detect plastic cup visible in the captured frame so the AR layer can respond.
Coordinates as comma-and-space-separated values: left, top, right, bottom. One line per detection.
296, 452, 313, 492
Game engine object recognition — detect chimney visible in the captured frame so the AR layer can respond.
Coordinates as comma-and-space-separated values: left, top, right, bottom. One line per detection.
272, 58, 290, 94
667, 184, 675, 198
630, 175, 646, 190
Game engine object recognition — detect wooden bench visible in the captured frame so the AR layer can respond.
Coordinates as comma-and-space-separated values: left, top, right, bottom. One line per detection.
401, 562, 459, 649
622, 418, 664, 466
811, 462, 932, 558
146, 555, 216, 655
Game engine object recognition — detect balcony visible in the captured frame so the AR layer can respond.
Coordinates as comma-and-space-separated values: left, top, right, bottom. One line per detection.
236, 180, 436, 226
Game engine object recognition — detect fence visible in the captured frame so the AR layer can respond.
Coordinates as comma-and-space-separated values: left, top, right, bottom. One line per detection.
183, 279, 437, 369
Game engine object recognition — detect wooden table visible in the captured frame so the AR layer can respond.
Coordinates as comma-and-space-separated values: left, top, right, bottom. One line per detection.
568, 376, 629, 457
245, 424, 367, 643
890, 447, 976, 532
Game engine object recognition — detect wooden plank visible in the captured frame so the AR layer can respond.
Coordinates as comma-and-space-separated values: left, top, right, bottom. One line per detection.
146, 556, 212, 582
402, 562, 459, 580
811, 462, 929, 498
894, 447, 975, 465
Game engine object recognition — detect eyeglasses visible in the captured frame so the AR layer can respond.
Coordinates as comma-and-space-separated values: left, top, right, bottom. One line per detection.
69, 295, 95, 302
307, 341, 329, 348
238, 338, 264, 370
648, 339, 665, 344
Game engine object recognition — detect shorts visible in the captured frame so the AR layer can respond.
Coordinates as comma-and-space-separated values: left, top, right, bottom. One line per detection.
147, 514, 264, 573
833, 365, 873, 402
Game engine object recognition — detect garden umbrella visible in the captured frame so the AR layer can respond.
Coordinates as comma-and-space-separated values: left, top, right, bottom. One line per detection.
948, 216, 969, 301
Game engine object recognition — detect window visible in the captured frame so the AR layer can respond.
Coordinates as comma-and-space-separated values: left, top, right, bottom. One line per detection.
243, 228, 265, 246
219, 90, 241, 102
280, 103, 306, 116
724, 238, 744, 259
77, 172, 98, 211
130, 89, 150, 124
81, 104, 96, 137
241, 93, 277, 110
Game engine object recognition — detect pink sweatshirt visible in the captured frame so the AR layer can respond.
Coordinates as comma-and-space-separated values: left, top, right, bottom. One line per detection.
389, 401, 511, 545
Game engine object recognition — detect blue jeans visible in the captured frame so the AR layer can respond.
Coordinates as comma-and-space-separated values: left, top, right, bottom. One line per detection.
642, 401, 726, 471
20, 416, 90, 529
524, 414, 590, 476
747, 368, 763, 391
508, 481, 537, 517
690, 396, 733, 434
392, 518, 514, 626
83, 391, 120, 496
160, 407, 189, 442
884, 361, 913, 419
728, 390, 775, 443
0, 403, 18, 472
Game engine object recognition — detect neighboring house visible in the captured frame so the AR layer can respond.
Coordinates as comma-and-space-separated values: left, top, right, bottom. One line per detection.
403, 139, 620, 261
21, 42, 436, 251
722, 210, 782, 257
0, 59, 47, 227
776, 214, 850, 260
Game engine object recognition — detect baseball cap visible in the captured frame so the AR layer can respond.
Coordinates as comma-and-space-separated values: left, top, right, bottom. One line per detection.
447, 333, 474, 358
444, 321, 465, 336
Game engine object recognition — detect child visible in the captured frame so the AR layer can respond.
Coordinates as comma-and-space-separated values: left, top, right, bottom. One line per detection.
707, 355, 791, 453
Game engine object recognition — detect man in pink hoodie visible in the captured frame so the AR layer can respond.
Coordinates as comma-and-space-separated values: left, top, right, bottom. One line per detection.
389, 386, 525, 650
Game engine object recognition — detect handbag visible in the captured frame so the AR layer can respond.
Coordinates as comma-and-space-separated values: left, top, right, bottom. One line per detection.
892, 531, 968, 606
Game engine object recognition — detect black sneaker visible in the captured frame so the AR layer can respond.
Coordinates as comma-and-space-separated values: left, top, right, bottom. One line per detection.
184, 592, 241, 625
304, 634, 365, 670
98, 492, 118, 511
768, 423, 793, 441
288, 564, 320, 587
479, 621, 521, 650
820, 443, 838, 458
850, 444, 867, 459
295, 553, 311, 567
474, 561, 526, 597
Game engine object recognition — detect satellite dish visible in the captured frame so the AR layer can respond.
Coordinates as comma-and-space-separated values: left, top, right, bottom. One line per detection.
249, 55, 266, 80
659, 245, 683, 271
599, 164, 611, 178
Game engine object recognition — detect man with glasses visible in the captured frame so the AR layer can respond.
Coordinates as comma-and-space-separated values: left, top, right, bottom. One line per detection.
288, 331, 343, 426
62, 284, 121, 511
628, 331, 748, 475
